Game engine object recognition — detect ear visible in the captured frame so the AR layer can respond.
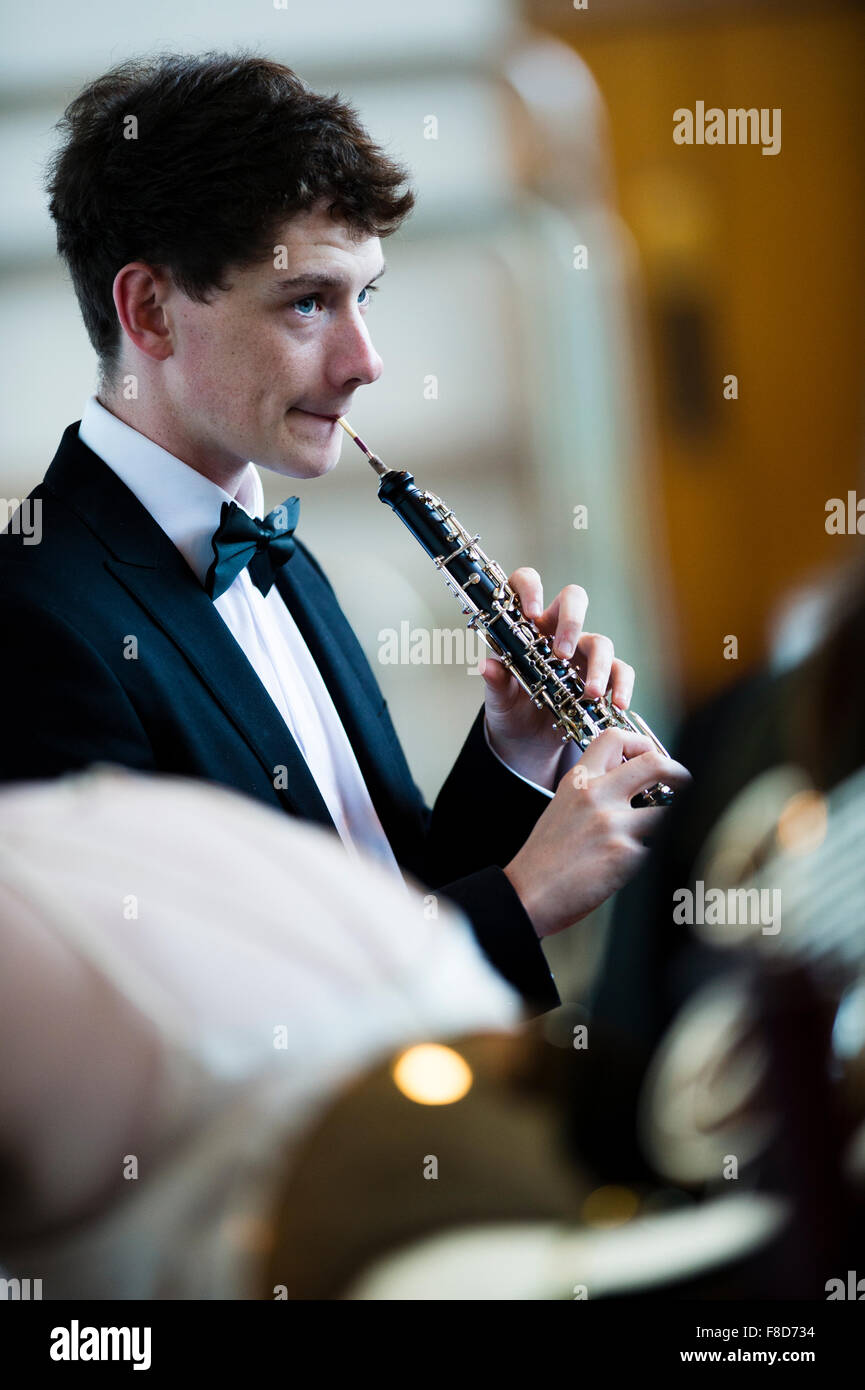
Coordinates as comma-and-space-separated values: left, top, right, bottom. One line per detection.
112, 262, 175, 364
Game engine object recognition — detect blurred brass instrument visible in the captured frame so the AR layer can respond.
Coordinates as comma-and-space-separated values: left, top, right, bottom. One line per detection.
639, 762, 865, 1294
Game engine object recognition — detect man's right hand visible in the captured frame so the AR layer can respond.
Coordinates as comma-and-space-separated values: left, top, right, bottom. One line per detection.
503, 730, 691, 938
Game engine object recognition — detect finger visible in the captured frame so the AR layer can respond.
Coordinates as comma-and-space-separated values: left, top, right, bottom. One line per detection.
609, 659, 635, 710
508, 567, 543, 620
480, 654, 519, 700
608, 750, 691, 802
575, 728, 655, 777
574, 631, 614, 699
479, 653, 506, 683
626, 806, 668, 842
539, 585, 588, 660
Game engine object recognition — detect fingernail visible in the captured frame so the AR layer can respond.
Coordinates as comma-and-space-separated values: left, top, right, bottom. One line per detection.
558, 638, 574, 658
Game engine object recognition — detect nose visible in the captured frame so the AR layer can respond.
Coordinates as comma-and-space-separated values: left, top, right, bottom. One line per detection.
328, 309, 383, 391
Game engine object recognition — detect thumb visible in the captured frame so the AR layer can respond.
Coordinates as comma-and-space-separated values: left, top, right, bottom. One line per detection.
480, 654, 521, 715
480, 654, 509, 689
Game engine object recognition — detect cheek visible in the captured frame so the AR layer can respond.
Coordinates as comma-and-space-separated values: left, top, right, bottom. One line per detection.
176, 322, 252, 404
174, 315, 230, 391
175, 307, 308, 416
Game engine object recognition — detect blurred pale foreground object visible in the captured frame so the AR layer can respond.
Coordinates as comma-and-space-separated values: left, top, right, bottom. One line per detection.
0, 764, 522, 1299
346, 1194, 786, 1301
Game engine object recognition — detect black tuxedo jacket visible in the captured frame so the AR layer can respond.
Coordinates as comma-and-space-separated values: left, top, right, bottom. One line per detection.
0, 423, 558, 1010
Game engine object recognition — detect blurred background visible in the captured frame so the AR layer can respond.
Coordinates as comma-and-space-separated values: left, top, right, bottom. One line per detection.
2, 0, 863, 994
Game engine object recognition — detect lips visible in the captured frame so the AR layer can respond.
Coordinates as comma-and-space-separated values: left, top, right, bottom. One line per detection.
294, 408, 342, 420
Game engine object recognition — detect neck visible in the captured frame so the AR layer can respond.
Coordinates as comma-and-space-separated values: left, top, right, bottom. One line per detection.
96, 389, 248, 497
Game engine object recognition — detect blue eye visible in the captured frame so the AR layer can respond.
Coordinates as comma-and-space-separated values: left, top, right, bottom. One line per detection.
292, 285, 379, 317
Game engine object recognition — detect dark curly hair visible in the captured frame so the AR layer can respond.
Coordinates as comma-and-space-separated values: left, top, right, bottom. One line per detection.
44, 50, 416, 386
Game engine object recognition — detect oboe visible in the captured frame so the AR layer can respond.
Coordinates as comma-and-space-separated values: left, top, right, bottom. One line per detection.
337, 418, 674, 807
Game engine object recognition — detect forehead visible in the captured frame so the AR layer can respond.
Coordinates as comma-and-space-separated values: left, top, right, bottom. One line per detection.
261, 204, 384, 289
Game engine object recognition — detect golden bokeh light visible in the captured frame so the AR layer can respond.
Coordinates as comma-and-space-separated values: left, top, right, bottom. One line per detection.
391, 1044, 474, 1106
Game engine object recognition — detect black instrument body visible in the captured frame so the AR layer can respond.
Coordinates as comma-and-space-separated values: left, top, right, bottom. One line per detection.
377, 468, 673, 807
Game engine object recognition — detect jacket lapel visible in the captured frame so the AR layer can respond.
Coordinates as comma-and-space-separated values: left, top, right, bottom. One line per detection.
44, 426, 336, 830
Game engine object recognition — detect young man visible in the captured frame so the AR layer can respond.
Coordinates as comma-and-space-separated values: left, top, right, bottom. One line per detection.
0, 54, 688, 1010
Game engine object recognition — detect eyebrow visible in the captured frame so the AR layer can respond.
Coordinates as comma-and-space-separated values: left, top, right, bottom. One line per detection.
269, 262, 387, 296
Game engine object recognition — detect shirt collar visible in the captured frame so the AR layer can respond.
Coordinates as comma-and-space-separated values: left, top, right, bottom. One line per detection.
78, 395, 264, 586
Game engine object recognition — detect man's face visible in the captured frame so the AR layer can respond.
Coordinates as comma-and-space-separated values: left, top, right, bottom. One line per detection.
158, 202, 385, 483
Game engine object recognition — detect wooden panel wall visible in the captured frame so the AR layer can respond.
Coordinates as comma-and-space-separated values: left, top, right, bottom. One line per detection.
526, 1, 865, 703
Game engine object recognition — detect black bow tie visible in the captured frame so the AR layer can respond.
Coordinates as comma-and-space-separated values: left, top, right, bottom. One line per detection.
204, 496, 300, 601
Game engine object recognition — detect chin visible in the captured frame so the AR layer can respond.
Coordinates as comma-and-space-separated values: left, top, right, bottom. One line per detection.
303, 453, 339, 480
264, 444, 340, 482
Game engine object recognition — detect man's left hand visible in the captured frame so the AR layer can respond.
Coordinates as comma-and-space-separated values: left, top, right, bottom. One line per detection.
481, 568, 635, 791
